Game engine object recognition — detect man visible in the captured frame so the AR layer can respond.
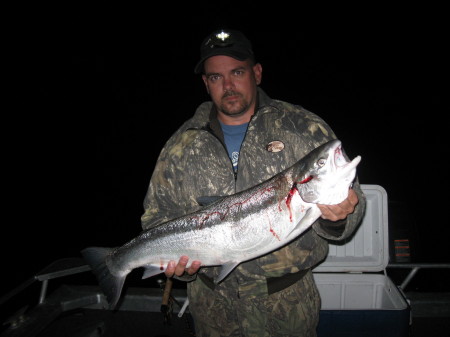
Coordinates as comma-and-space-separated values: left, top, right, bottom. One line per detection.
141, 29, 366, 336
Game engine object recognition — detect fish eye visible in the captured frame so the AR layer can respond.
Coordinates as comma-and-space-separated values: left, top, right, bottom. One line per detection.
317, 158, 326, 167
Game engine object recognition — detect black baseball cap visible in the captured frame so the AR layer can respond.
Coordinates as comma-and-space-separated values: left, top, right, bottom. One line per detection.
194, 29, 255, 74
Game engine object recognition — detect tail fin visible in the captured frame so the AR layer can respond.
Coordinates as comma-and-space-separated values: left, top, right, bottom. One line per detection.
81, 247, 125, 309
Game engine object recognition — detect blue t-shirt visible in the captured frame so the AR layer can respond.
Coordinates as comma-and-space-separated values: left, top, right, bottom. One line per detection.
219, 121, 248, 172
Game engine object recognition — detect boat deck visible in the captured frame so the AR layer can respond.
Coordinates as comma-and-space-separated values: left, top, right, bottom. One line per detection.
1, 259, 449, 337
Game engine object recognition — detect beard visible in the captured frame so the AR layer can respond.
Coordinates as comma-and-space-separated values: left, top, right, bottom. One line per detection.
218, 90, 250, 117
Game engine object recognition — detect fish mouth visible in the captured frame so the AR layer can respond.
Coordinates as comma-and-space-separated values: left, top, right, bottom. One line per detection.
299, 140, 361, 204
293, 140, 362, 205
332, 141, 361, 173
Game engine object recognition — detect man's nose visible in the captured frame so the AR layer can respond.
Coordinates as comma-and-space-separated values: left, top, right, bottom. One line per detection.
222, 76, 235, 90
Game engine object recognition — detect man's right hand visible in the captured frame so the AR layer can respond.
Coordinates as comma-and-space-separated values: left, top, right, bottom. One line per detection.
165, 255, 202, 278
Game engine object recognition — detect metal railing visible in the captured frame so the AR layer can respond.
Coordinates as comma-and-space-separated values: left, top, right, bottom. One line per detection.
387, 263, 450, 290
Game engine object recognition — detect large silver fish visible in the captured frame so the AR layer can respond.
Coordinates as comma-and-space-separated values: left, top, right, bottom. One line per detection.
82, 139, 361, 309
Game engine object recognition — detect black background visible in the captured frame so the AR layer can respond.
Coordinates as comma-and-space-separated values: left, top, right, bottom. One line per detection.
3, 3, 448, 297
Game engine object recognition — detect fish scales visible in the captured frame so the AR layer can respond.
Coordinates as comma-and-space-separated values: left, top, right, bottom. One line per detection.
82, 139, 361, 309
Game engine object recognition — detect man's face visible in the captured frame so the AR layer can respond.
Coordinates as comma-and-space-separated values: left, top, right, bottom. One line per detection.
202, 55, 262, 124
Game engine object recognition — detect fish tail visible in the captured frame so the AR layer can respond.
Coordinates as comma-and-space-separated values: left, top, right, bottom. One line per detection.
81, 247, 125, 310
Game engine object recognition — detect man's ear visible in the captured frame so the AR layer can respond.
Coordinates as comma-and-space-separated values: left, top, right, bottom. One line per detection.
253, 63, 262, 85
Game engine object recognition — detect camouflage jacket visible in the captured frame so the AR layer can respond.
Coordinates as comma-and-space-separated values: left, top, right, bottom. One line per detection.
141, 88, 366, 298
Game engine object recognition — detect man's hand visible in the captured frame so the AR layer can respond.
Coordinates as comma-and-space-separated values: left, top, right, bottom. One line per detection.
165, 255, 202, 278
318, 188, 359, 221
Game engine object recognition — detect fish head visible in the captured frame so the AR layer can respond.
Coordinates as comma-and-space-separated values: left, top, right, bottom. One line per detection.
295, 140, 361, 205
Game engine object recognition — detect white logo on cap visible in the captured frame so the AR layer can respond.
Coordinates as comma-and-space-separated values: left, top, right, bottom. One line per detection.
216, 31, 230, 41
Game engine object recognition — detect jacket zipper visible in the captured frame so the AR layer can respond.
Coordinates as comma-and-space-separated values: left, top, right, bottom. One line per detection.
188, 128, 238, 186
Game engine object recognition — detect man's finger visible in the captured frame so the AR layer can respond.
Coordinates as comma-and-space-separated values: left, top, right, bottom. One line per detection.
174, 256, 189, 276
164, 260, 176, 277
187, 260, 202, 275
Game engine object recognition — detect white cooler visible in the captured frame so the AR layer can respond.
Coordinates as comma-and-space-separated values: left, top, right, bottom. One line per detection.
313, 184, 410, 337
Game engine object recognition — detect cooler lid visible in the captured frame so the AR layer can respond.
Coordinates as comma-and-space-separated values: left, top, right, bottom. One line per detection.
313, 184, 389, 273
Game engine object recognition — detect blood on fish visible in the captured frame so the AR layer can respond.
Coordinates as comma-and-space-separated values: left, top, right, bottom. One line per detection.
270, 228, 281, 241
298, 175, 313, 184
266, 212, 281, 241
286, 184, 298, 222
286, 176, 313, 221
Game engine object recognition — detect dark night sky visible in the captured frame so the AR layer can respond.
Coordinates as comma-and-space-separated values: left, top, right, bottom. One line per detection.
3, 4, 448, 296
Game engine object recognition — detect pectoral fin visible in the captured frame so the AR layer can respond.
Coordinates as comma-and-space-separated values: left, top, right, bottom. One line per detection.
285, 207, 321, 240
214, 261, 240, 284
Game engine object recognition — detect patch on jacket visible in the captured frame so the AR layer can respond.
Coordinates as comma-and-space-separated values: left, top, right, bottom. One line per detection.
266, 140, 285, 152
